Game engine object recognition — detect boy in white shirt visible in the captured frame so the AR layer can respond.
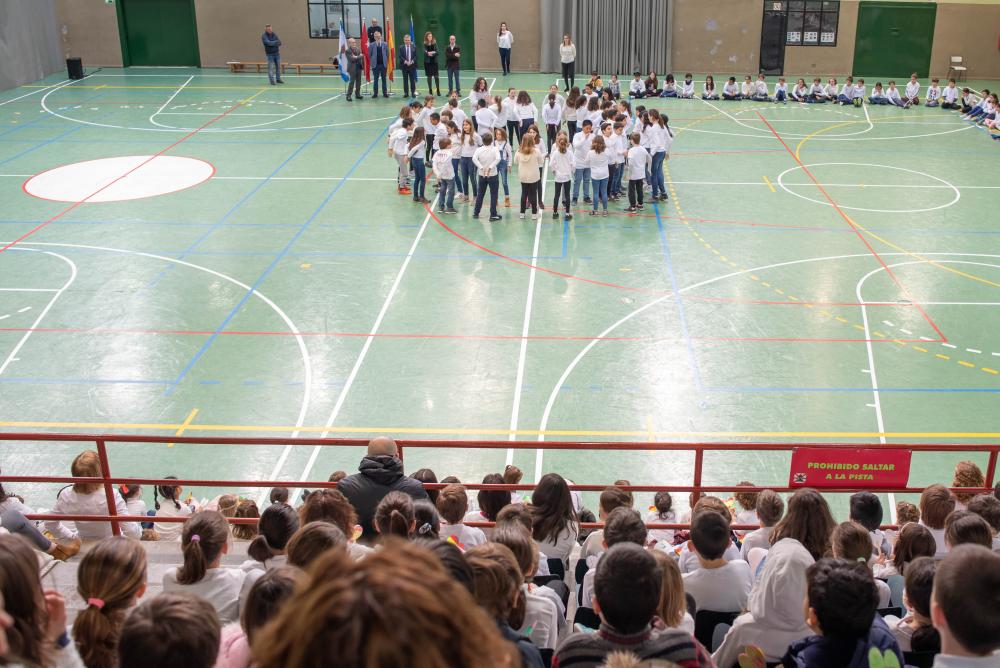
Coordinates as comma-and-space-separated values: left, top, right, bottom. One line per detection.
754, 74, 770, 101
941, 79, 960, 110
837, 76, 854, 104
625, 132, 650, 212
628, 71, 644, 99
722, 76, 741, 100
852, 78, 866, 107
611, 122, 627, 198
925, 78, 942, 107
682, 511, 753, 612
436, 483, 486, 548
571, 120, 594, 204
661, 74, 678, 98
773, 77, 788, 103
929, 545, 1000, 667
904, 73, 921, 106
680, 73, 695, 99
809, 77, 825, 102
869, 82, 887, 104
388, 118, 413, 193
579, 507, 648, 613
473, 98, 497, 138
431, 137, 457, 213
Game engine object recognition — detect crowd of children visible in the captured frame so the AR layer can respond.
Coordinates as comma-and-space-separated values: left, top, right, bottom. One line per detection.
2, 447, 1000, 667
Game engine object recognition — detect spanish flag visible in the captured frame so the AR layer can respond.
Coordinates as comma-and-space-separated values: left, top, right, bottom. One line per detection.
386, 19, 396, 82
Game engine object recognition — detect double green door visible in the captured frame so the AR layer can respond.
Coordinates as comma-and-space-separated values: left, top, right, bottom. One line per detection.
852, 1, 936, 78
117, 0, 201, 67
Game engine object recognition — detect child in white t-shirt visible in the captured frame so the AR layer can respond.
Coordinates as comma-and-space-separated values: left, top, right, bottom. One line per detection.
645, 490, 677, 548
153, 477, 199, 542
681, 511, 752, 612
436, 483, 486, 549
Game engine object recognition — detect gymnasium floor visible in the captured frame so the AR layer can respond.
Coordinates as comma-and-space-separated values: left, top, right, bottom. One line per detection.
0, 68, 997, 514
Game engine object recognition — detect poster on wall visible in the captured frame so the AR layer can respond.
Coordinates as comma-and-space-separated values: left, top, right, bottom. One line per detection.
788, 448, 912, 489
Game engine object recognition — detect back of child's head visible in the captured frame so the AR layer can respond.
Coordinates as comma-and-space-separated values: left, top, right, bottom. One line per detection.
463, 542, 525, 627
952, 460, 985, 503
177, 511, 229, 585
413, 500, 441, 539
477, 473, 511, 522
248, 502, 300, 563
806, 558, 878, 639
495, 502, 532, 533
72, 536, 147, 668
594, 543, 660, 634
733, 481, 758, 512
920, 484, 955, 529
893, 522, 937, 573
269, 486, 289, 505
216, 493, 238, 517
693, 494, 732, 522
233, 499, 260, 540
755, 489, 784, 527
119, 484, 142, 501
599, 485, 631, 516
154, 475, 181, 511
612, 480, 634, 508
491, 523, 538, 578
603, 507, 647, 548
298, 488, 356, 537
848, 492, 884, 532
832, 521, 875, 564
374, 491, 415, 538
502, 464, 523, 485
967, 492, 1000, 533
932, 545, 1000, 656
944, 510, 993, 549
691, 508, 731, 560
896, 500, 920, 525
402, 118, 414, 129
287, 521, 347, 569
653, 490, 673, 519
241, 567, 302, 644
436, 483, 469, 524
119, 593, 220, 668
903, 557, 940, 652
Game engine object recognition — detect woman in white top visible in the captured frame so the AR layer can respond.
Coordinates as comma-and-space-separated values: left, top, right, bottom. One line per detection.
559, 35, 576, 92
153, 477, 198, 541
530, 473, 579, 565
45, 450, 141, 542
514, 90, 538, 142
713, 538, 816, 668
497, 23, 513, 76
241, 502, 299, 571
162, 511, 260, 625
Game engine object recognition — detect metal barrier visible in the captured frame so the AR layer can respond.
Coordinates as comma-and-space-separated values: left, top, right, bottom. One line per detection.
1, 432, 996, 536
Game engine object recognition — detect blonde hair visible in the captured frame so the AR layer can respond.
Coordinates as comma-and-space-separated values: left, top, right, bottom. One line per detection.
651, 549, 686, 629
518, 135, 535, 155
71, 450, 103, 495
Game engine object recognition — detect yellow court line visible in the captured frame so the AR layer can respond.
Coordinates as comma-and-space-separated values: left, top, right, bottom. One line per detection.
762, 175, 776, 192
167, 409, 200, 449
1, 420, 1000, 439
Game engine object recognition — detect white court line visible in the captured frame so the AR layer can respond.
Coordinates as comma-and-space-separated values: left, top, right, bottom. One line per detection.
0, 251, 76, 376
0, 77, 89, 107
149, 75, 194, 129
0, 288, 58, 292
855, 268, 887, 444
508, 161, 549, 466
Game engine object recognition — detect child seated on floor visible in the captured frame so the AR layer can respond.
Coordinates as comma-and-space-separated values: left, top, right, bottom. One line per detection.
883, 556, 940, 653
680, 73, 695, 99
869, 82, 888, 104
808, 77, 825, 102
753, 73, 770, 101
781, 558, 904, 668
681, 509, 752, 613
628, 71, 644, 99
837, 76, 855, 104
722, 76, 741, 101
792, 78, 809, 102
930, 545, 1000, 667
926, 78, 942, 107
823, 77, 838, 101
773, 77, 788, 103
660, 73, 677, 98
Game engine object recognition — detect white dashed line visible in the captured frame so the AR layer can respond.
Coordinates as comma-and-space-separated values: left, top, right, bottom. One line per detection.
899, 328, 912, 335
942, 343, 957, 349
882, 320, 895, 327
966, 348, 982, 354
16, 307, 31, 313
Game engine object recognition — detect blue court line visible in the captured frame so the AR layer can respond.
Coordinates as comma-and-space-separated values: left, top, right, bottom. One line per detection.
141, 127, 326, 292
163, 122, 392, 395
653, 202, 704, 390
706, 386, 1000, 393
0, 125, 86, 167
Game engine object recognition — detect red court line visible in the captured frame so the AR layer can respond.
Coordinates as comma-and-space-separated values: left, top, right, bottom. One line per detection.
0, 325, 933, 344
753, 111, 948, 343
1, 90, 265, 254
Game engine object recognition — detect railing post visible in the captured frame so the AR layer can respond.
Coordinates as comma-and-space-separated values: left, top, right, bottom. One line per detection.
96, 439, 121, 537
693, 446, 704, 501
985, 448, 998, 491
397, 443, 404, 464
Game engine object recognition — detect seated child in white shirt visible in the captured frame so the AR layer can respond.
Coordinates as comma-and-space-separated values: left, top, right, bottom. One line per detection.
681, 510, 753, 612
926, 544, 1000, 666
740, 489, 785, 560
436, 483, 486, 548
644, 490, 677, 548
925, 78, 942, 107
581, 485, 632, 562
580, 507, 648, 614
831, 521, 891, 607
883, 556, 939, 653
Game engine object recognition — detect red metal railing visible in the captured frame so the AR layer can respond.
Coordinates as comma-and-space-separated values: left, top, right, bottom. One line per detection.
1, 432, 996, 535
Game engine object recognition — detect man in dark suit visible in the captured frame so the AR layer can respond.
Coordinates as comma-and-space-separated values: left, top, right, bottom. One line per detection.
345, 37, 363, 101
368, 30, 390, 98
398, 33, 418, 99
445, 35, 461, 96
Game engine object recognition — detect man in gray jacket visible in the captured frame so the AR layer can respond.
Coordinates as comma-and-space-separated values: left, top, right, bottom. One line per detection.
345, 37, 364, 101
261, 24, 283, 85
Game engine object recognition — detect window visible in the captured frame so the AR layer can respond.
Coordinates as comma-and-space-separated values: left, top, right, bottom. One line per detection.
308, 1, 385, 39
783, 0, 839, 46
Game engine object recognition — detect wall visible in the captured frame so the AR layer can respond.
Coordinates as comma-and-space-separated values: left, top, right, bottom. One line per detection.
671, 0, 761, 75
783, 0, 859, 75
195, 0, 393, 68
928, 2, 1000, 79
473, 0, 540, 72
54, 0, 123, 67
0, 0, 63, 90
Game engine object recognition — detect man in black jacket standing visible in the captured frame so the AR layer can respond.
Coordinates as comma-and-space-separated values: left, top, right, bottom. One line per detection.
445, 35, 461, 96
399, 33, 418, 99
262, 24, 283, 85
345, 37, 363, 101
337, 436, 428, 543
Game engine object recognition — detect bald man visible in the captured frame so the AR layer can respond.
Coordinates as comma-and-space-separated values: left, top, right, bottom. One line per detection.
336, 435, 428, 543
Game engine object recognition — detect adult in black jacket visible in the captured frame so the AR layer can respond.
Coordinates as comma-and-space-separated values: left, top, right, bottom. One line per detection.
337, 436, 428, 543
398, 33, 418, 99
445, 35, 461, 96
423, 31, 441, 96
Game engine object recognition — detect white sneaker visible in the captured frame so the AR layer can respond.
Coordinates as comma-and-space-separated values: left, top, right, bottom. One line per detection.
532, 212, 541, 220
519, 213, 525, 219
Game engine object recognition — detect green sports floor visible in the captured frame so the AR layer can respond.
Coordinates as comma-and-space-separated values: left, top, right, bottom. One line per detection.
0, 68, 997, 515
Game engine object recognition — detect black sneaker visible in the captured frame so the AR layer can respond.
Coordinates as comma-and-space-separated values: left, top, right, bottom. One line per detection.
565, 213, 573, 220
552, 212, 559, 220
276, 80, 284, 84
472, 214, 480, 219
625, 206, 637, 213
445, 208, 458, 214
489, 215, 502, 221
583, 197, 592, 203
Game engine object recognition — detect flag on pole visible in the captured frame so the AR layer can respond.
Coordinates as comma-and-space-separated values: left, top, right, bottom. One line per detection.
386, 19, 395, 82
409, 15, 418, 82
360, 19, 371, 82
337, 20, 349, 82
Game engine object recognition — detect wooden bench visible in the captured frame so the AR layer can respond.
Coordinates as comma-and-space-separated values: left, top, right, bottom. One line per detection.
228, 61, 268, 73
282, 63, 338, 75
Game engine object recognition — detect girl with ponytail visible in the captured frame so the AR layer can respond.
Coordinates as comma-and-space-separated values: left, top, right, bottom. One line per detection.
242, 503, 298, 571
162, 511, 259, 624
72, 536, 147, 668
373, 492, 416, 540
153, 475, 199, 542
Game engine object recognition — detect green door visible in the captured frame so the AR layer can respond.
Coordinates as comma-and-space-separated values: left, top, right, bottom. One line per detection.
118, 0, 200, 67
852, 1, 936, 78
393, 0, 475, 69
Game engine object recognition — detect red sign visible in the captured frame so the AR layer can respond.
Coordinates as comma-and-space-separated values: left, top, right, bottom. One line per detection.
788, 448, 911, 488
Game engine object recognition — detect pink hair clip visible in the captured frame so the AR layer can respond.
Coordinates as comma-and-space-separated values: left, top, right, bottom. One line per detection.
87, 598, 105, 610
190, 534, 201, 542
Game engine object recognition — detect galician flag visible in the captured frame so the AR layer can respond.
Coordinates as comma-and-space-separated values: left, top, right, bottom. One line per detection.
337, 20, 349, 82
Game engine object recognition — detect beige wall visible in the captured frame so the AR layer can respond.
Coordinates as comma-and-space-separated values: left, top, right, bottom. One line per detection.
671, 0, 762, 75
54, 0, 123, 67
782, 0, 859, 76
472, 0, 541, 71
929, 3, 1000, 79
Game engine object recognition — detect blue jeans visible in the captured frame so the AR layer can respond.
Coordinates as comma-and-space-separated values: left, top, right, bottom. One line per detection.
592, 177, 609, 210
474, 174, 499, 217
572, 167, 591, 201
775, 90, 786, 102
650, 152, 666, 198
267, 54, 281, 83
437, 178, 456, 210
411, 158, 426, 200
372, 65, 388, 96
448, 66, 461, 94
451, 158, 463, 194
499, 48, 511, 75
460, 156, 478, 197
498, 159, 509, 196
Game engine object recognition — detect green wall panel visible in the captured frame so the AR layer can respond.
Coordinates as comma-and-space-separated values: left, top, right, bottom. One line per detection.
852, 2, 936, 78
393, 0, 476, 69
119, 0, 200, 67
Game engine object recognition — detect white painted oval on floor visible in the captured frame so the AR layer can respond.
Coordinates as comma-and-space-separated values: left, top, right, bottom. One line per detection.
23, 155, 215, 203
